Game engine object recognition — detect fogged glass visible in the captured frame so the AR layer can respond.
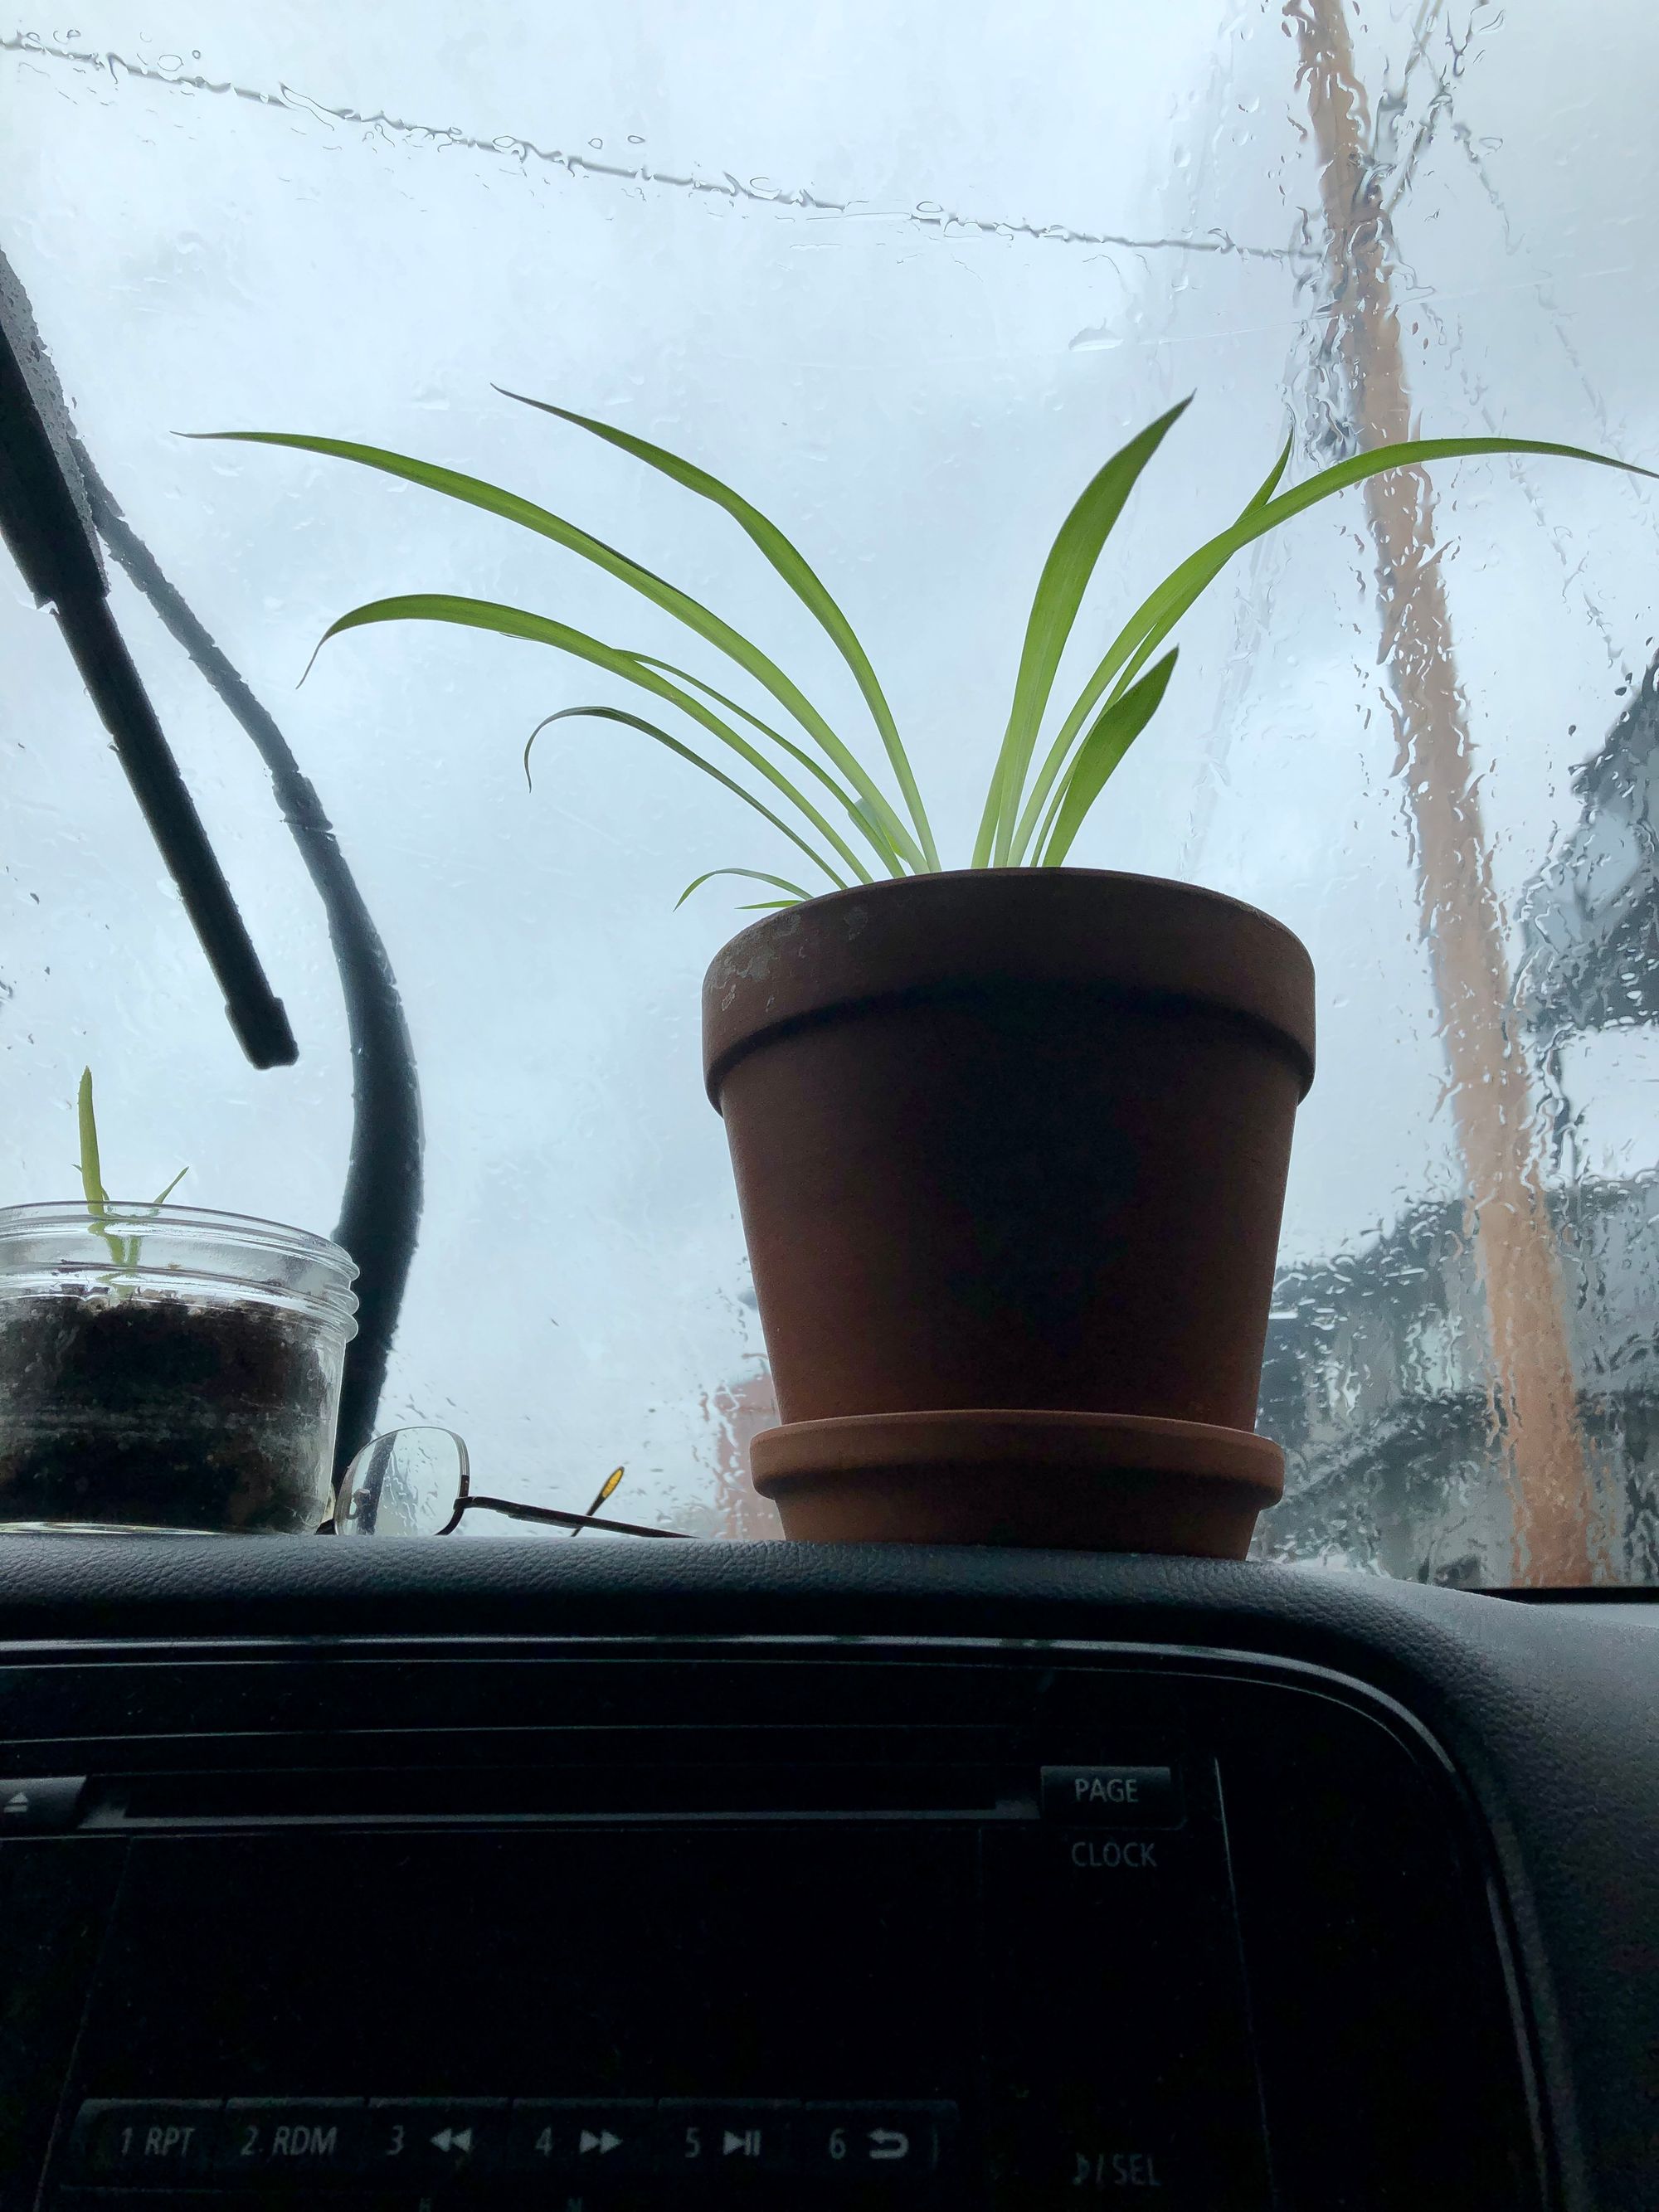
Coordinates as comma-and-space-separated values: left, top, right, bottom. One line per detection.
2, 6, 1656, 1580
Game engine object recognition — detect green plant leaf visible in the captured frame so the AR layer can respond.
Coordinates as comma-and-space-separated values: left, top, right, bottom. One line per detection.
150, 1168, 190, 1207
1243, 423, 1295, 515
76, 1067, 109, 1214
1039, 649, 1179, 866
974, 396, 1191, 868
1010, 424, 1289, 863
626, 653, 895, 869
526, 707, 846, 892
76, 1067, 143, 1273
499, 390, 938, 871
1013, 430, 1657, 863
675, 868, 814, 910
1121, 432, 1657, 706
316, 591, 873, 884
202, 429, 920, 878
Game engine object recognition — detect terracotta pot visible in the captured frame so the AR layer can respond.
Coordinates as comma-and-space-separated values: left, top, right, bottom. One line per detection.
702, 868, 1315, 1554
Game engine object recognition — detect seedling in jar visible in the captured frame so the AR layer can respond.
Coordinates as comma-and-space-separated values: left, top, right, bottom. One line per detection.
75, 1067, 188, 1281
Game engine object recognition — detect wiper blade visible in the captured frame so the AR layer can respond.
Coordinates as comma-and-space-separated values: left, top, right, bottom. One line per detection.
0, 258, 295, 1069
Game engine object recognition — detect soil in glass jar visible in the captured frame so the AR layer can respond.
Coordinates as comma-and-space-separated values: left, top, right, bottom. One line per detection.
0, 1289, 337, 1533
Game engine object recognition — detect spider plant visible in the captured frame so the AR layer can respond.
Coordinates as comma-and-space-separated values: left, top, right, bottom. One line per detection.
76, 1067, 188, 1277
203, 396, 1652, 908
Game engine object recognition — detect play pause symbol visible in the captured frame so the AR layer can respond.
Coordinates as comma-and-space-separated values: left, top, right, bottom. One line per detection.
662, 2103, 795, 2173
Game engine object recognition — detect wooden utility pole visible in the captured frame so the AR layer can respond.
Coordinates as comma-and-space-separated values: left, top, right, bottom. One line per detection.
1287, 0, 1597, 1582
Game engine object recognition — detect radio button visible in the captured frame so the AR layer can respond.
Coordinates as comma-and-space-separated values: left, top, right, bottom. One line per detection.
800, 2102, 954, 2178
71, 2098, 220, 2179
658, 2101, 796, 2173
363, 2098, 507, 2178
1041, 1767, 1181, 1827
1030, 2105, 1186, 2203
1063, 2138, 1181, 2197
216, 2098, 367, 2179
0, 1775, 85, 1831
504, 2099, 655, 2176
56, 2197, 421, 2211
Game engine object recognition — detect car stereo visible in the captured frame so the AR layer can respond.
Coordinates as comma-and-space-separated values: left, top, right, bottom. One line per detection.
0, 1636, 1543, 2210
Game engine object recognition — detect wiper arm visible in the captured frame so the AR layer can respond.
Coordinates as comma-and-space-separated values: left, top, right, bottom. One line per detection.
0, 258, 295, 1068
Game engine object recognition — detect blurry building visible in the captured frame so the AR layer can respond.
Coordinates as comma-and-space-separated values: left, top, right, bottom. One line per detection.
1258, 660, 1659, 1582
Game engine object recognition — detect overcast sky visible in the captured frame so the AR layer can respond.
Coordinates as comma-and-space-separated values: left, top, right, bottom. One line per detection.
3, 0, 1657, 1529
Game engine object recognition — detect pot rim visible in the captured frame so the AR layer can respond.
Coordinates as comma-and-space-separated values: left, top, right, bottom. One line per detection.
703, 865, 1316, 1105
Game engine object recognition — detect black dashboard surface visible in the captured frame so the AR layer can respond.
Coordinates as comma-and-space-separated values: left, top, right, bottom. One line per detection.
0, 1539, 1652, 2212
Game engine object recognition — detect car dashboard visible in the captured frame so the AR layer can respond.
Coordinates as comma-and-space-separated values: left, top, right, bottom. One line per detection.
0, 1539, 1652, 2212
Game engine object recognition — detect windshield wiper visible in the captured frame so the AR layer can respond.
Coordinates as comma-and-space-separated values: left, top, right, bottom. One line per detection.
0, 257, 296, 1068
0, 250, 422, 1470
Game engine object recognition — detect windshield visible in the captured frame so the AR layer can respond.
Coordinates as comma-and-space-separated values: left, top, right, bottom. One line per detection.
3, 3, 1655, 1584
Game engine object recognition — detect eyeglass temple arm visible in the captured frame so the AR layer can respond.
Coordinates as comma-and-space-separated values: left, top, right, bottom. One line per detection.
441, 1495, 691, 1540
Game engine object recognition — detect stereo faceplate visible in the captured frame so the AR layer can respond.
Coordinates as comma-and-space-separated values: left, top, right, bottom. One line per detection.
0, 1639, 1541, 2212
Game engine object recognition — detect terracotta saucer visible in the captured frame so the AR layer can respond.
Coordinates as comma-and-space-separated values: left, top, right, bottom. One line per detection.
750, 1407, 1284, 1557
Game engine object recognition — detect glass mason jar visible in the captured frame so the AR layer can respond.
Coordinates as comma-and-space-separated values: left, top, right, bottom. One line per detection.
0, 1203, 358, 1534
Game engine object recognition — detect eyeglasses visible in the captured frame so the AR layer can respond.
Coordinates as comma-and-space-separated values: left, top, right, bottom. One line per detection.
330, 1428, 689, 1539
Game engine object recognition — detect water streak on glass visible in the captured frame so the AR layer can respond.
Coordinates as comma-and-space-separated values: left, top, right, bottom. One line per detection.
2, 2, 1655, 1580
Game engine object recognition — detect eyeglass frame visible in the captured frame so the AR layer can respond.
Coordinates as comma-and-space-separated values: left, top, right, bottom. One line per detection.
325, 1428, 689, 1539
